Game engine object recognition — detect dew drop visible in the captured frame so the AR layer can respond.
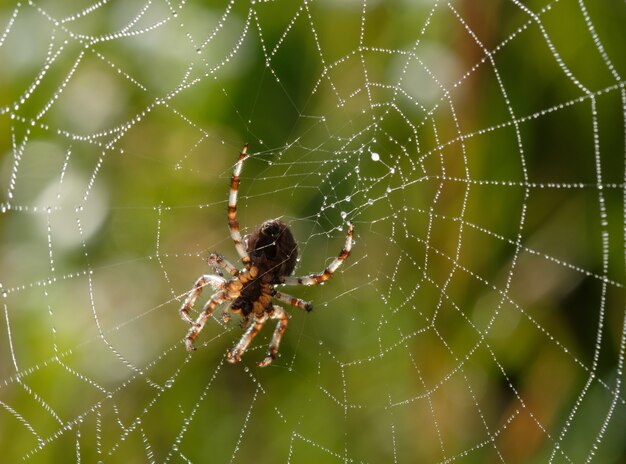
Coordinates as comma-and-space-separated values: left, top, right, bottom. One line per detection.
370, 152, 380, 161
340, 211, 347, 219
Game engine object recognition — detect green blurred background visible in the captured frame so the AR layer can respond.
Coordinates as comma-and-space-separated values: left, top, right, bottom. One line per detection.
1, 0, 625, 462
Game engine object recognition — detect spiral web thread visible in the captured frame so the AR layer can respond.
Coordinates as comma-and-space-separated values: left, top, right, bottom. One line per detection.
0, 0, 625, 462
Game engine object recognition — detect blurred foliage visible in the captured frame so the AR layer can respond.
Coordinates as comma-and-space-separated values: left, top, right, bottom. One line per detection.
0, 0, 625, 463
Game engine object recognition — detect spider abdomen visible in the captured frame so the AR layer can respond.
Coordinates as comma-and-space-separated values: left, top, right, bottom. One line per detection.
245, 219, 298, 281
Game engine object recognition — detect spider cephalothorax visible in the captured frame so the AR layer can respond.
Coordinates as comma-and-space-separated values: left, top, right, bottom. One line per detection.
179, 145, 353, 366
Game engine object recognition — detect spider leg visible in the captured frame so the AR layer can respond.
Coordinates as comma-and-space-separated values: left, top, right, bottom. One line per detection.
228, 144, 252, 267
226, 313, 267, 363
273, 290, 313, 312
221, 306, 232, 323
258, 305, 290, 367
208, 252, 239, 277
280, 222, 353, 286
185, 291, 226, 351
179, 275, 227, 324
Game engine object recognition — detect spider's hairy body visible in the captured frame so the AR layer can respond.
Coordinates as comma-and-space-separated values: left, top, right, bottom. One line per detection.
246, 219, 298, 282
179, 145, 353, 367
230, 265, 272, 319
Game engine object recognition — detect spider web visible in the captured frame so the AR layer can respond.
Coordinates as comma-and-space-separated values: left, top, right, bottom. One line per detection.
1, 0, 625, 462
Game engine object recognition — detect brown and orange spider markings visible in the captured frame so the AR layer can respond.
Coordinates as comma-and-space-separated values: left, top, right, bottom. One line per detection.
179, 145, 354, 367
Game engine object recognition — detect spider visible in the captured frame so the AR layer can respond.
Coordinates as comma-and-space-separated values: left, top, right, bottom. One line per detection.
179, 144, 354, 367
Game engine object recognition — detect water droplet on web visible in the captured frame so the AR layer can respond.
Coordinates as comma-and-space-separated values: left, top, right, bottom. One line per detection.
367, 198, 374, 205
2, 291, 7, 298
340, 211, 347, 219
371, 152, 380, 161
344, 195, 351, 202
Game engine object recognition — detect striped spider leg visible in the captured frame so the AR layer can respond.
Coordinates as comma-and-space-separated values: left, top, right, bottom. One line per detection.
179, 274, 227, 324
228, 144, 251, 268
278, 222, 354, 289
